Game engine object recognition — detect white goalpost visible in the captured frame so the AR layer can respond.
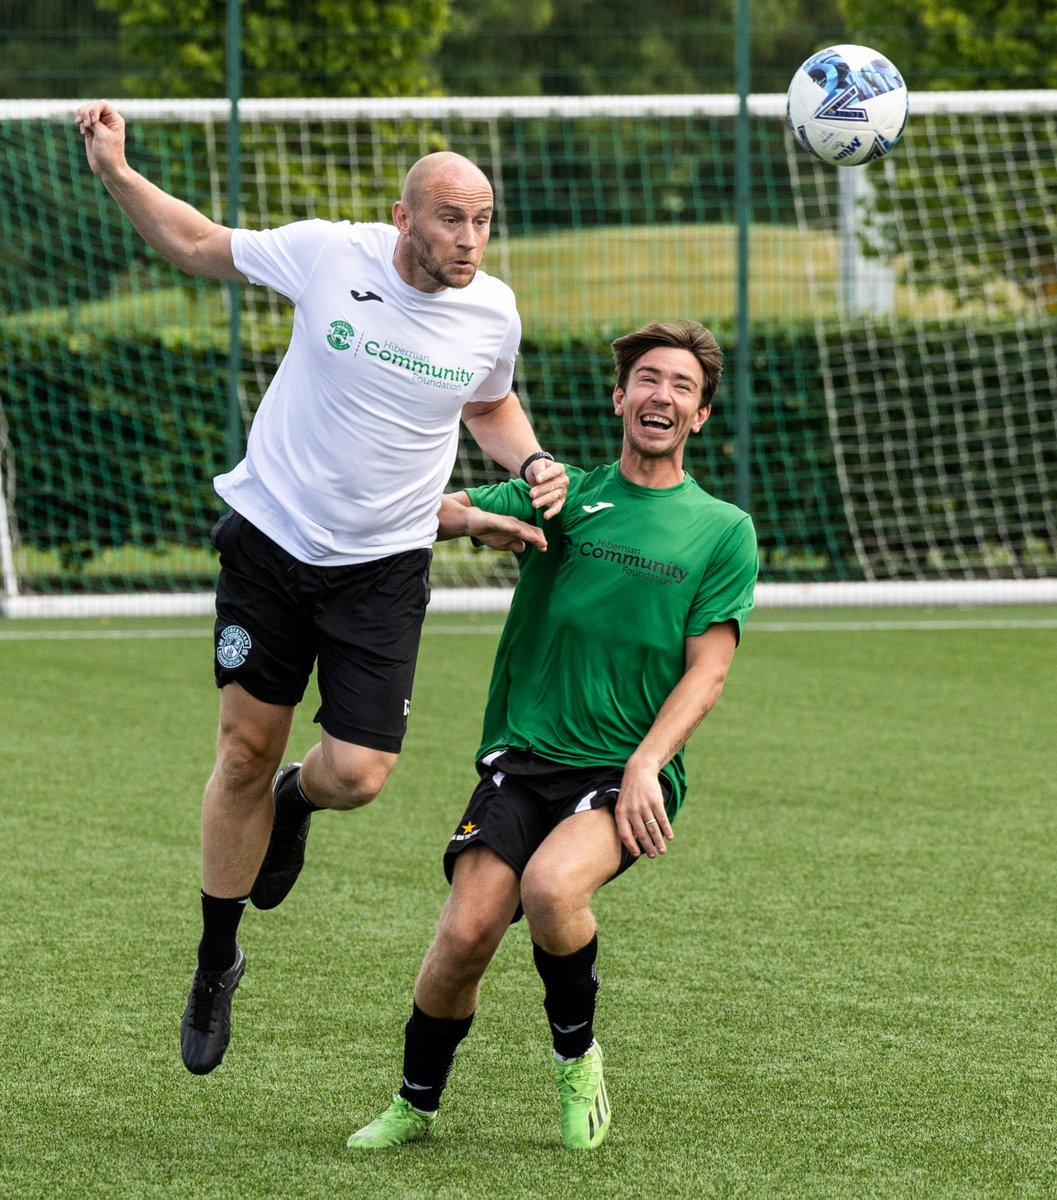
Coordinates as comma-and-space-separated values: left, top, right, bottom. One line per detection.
0, 443, 19, 608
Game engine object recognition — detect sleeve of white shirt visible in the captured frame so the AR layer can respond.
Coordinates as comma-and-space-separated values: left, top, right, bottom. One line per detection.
468, 306, 522, 403
230, 219, 337, 302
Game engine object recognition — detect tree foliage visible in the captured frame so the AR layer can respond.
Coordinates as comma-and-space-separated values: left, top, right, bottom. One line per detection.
434, 0, 845, 95
839, 0, 1057, 89
0, 0, 121, 98
92, 0, 452, 98
1, 0, 854, 101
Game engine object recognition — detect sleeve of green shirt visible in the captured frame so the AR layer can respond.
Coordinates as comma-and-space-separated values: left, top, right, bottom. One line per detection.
687, 513, 759, 639
465, 478, 537, 523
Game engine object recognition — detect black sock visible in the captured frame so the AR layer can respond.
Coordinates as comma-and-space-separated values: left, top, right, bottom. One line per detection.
197, 890, 248, 972
275, 765, 320, 826
532, 935, 600, 1060
398, 1002, 474, 1112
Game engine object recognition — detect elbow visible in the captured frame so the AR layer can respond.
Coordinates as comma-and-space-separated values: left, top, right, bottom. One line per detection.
160, 240, 209, 277
166, 248, 199, 275
699, 671, 729, 715
175, 226, 235, 280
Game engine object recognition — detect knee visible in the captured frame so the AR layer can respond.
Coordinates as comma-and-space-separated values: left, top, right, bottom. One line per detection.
434, 919, 500, 979
319, 753, 395, 811
214, 728, 282, 795
520, 865, 571, 931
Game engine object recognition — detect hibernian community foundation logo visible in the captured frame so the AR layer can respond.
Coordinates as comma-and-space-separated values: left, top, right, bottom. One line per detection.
325, 320, 475, 392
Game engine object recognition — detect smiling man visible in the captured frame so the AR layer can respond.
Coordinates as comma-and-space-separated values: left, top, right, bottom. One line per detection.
347, 319, 759, 1152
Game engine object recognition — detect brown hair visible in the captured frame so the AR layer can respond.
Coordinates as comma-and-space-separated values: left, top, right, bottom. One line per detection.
611, 320, 723, 406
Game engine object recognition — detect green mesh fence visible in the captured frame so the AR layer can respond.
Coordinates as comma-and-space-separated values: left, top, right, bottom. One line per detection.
1, 95, 1056, 610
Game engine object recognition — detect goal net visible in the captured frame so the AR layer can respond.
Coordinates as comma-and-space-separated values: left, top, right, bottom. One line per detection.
1, 93, 1055, 615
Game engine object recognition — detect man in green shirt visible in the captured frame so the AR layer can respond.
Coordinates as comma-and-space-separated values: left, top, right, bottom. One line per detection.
348, 319, 758, 1152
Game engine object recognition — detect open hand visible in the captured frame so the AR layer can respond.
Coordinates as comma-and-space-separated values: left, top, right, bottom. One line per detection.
464, 507, 548, 554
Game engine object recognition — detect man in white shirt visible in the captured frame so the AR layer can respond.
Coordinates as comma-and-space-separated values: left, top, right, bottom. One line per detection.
76, 101, 568, 1076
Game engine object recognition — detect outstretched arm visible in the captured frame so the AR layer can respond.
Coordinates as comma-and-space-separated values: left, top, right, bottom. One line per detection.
461, 392, 568, 518
615, 620, 740, 860
437, 491, 548, 553
75, 101, 244, 281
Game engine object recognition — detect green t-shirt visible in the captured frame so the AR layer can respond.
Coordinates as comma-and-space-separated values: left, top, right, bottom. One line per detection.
466, 462, 758, 816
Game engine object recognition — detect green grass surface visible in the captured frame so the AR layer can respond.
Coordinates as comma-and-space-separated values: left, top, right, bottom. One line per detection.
496, 224, 836, 332
3, 608, 1057, 1197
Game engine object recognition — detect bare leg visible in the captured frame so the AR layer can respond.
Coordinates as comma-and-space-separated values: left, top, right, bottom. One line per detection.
201, 681, 294, 898
299, 729, 400, 811
414, 845, 522, 1018
520, 807, 622, 954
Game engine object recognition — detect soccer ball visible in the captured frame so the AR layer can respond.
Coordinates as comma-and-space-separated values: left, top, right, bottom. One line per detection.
786, 44, 908, 167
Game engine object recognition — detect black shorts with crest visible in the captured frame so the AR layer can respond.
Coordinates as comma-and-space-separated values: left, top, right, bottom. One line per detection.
211, 509, 431, 753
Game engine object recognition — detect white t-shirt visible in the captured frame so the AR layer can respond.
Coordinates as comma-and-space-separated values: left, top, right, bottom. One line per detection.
215, 220, 521, 565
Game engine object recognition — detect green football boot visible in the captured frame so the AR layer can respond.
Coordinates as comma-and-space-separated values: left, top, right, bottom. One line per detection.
554, 1040, 611, 1149
347, 1095, 437, 1149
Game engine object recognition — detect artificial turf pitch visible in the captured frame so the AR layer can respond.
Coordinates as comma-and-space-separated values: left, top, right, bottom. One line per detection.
2, 607, 1056, 1198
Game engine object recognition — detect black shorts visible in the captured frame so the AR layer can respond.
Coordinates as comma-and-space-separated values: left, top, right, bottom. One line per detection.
443, 747, 672, 918
210, 509, 431, 753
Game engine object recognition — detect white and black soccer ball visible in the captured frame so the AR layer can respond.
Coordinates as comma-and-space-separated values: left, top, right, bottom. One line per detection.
786, 44, 909, 167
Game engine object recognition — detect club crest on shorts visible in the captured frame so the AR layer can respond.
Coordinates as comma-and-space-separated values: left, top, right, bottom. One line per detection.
217, 624, 252, 669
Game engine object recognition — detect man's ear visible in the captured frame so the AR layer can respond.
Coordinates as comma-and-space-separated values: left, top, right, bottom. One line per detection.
691, 403, 712, 433
613, 385, 625, 415
392, 200, 410, 233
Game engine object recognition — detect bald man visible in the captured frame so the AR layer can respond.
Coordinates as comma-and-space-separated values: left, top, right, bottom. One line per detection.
76, 102, 568, 1077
